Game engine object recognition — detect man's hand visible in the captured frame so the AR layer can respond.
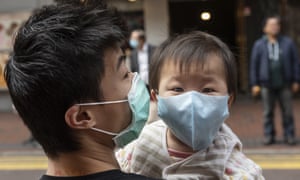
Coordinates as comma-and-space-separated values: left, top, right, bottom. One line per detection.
292, 83, 300, 93
251, 85, 261, 97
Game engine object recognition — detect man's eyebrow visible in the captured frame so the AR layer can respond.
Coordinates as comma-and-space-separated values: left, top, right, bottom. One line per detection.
116, 55, 126, 70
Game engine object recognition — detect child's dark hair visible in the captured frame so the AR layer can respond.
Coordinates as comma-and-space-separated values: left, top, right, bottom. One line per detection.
149, 31, 237, 100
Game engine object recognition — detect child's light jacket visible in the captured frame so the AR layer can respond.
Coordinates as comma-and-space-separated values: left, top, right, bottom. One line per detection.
116, 120, 264, 180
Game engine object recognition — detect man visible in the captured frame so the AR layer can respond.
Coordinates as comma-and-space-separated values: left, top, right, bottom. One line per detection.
250, 15, 300, 145
4, 1, 158, 179
129, 29, 155, 86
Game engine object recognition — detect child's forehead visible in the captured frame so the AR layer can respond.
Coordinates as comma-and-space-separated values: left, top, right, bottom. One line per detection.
161, 54, 225, 74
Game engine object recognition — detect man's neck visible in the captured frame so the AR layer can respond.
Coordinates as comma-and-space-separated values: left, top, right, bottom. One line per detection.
46, 144, 119, 177
267, 35, 277, 43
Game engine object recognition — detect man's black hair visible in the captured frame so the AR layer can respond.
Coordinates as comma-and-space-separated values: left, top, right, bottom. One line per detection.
5, 1, 127, 158
54, 0, 107, 7
262, 14, 281, 29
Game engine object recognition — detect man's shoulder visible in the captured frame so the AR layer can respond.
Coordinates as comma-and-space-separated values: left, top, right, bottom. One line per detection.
40, 170, 160, 180
114, 171, 160, 180
147, 44, 156, 52
148, 44, 156, 48
253, 37, 266, 47
279, 35, 292, 40
279, 35, 294, 45
130, 48, 138, 57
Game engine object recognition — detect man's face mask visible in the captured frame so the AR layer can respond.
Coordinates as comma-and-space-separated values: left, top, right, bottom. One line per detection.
76, 73, 150, 148
129, 39, 139, 49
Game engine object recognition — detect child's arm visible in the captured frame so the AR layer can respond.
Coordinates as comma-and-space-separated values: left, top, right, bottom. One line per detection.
220, 124, 265, 179
224, 148, 265, 180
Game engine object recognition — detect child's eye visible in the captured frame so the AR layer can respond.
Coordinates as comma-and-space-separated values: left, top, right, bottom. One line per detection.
172, 87, 184, 92
202, 88, 215, 93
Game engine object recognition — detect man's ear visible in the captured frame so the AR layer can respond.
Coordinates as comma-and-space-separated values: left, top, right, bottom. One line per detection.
65, 105, 96, 129
150, 89, 158, 102
228, 94, 235, 107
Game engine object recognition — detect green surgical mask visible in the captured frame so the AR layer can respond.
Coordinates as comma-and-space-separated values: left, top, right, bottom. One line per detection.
76, 73, 150, 148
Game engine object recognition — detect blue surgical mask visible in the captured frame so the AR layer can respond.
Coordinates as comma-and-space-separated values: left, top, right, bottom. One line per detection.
157, 91, 229, 151
77, 73, 150, 148
129, 39, 138, 49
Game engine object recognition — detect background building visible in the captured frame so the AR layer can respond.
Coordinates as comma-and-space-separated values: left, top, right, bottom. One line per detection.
0, 0, 300, 111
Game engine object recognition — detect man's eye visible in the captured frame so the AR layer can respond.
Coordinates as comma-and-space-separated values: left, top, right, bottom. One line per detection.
202, 88, 214, 93
124, 72, 129, 79
172, 87, 184, 92
120, 55, 126, 62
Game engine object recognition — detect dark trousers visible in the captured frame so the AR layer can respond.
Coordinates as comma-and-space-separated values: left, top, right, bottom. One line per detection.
261, 87, 295, 139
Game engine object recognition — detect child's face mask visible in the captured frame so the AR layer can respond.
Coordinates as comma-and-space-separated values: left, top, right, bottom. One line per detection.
77, 73, 150, 148
157, 91, 229, 151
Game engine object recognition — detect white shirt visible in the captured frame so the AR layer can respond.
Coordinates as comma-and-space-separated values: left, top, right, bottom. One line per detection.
268, 41, 279, 61
137, 44, 149, 84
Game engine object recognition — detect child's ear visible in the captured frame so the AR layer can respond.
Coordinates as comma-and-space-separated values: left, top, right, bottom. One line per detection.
65, 105, 96, 130
228, 94, 234, 107
150, 89, 158, 102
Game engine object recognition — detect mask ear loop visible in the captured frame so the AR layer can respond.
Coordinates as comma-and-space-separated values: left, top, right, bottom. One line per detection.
76, 99, 128, 106
90, 127, 119, 136
75, 100, 128, 136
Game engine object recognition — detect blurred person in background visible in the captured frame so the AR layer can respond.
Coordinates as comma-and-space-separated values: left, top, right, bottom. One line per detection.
4, 0, 159, 179
129, 29, 155, 89
250, 15, 300, 145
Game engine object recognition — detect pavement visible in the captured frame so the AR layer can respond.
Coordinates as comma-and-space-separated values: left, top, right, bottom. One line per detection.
0, 95, 300, 177
0, 95, 300, 171
227, 94, 300, 153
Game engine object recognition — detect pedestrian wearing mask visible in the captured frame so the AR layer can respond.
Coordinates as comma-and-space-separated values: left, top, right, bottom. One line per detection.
129, 29, 155, 89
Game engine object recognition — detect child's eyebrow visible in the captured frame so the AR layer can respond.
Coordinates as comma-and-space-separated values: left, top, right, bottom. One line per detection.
167, 75, 182, 81
169, 74, 219, 82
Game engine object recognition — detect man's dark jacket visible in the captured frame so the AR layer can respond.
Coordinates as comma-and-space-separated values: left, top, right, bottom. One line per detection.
130, 44, 155, 73
250, 35, 300, 87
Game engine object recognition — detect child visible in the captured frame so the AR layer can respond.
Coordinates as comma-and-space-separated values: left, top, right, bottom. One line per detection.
117, 31, 264, 179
